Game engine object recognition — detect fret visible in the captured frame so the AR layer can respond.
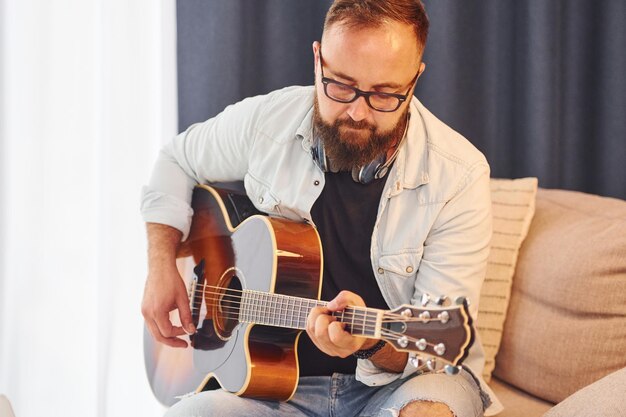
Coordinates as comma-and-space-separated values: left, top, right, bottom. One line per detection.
263, 294, 272, 325
269, 293, 275, 326
297, 297, 305, 329
307, 299, 315, 329
283, 296, 289, 328
260, 292, 267, 326
288, 296, 295, 329
265, 292, 271, 326
249, 291, 255, 324
251, 291, 257, 324
250, 292, 259, 323
278, 299, 287, 327
243, 291, 249, 323
253, 291, 260, 324
270, 294, 280, 326
241, 291, 248, 323
350, 307, 355, 334
361, 308, 367, 336
263, 294, 274, 325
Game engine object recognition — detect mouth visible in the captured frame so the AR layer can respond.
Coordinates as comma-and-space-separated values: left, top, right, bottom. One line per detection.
341, 125, 368, 132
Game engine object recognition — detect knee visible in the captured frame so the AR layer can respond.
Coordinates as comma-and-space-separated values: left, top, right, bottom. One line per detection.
399, 400, 455, 417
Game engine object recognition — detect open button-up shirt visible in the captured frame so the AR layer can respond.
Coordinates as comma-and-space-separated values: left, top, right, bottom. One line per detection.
141, 86, 502, 415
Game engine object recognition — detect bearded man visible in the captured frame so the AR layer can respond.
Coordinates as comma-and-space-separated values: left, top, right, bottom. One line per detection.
141, 1, 502, 416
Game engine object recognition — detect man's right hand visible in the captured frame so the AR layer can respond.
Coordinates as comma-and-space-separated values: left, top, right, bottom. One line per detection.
141, 223, 196, 348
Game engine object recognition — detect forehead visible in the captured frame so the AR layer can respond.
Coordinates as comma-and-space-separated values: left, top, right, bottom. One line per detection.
321, 21, 420, 84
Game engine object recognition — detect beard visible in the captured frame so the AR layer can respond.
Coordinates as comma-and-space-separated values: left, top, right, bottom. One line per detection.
312, 95, 409, 172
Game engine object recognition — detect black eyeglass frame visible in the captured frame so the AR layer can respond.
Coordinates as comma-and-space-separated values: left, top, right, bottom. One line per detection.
318, 47, 420, 113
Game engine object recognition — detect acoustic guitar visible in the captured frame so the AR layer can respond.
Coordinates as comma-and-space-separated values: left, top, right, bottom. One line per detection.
144, 184, 475, 406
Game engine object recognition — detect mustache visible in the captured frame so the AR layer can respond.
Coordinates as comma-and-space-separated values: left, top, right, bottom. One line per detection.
336, 118, 375, 131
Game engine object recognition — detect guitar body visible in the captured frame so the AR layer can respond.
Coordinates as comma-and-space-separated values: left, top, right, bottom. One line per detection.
144, 184, 323, 406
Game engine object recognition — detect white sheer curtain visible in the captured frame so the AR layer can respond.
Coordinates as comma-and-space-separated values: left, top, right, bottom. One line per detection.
0, 1, 176, 416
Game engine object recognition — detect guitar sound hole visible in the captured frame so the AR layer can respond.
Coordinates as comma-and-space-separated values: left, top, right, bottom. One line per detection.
213, 275, 242, 340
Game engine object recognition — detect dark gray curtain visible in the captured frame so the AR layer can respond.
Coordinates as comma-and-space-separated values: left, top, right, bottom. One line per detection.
177, 0, 626, 199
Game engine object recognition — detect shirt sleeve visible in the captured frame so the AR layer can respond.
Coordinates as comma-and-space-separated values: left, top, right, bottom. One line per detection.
140, 93, 270, 239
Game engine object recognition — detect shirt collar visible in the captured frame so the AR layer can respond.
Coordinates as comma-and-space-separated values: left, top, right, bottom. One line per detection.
389, 98, 430, 195
296, 107, 315, 152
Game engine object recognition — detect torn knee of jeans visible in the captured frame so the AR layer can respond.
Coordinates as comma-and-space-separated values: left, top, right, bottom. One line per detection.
382, 399, 456, 417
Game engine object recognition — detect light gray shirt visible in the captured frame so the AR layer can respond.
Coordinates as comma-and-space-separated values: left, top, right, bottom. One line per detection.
141, 85, 502, 415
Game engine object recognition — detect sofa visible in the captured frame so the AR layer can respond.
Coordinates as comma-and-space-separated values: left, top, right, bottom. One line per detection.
478, 180, 626, 417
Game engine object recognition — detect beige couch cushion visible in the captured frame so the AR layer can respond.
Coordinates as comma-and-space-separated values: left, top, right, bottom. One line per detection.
489, 377, 553, 417
478, 178, 538, 382
493, 188, 626, 403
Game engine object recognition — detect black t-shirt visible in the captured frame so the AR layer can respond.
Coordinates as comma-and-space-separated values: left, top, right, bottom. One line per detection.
298, 170, 390, 377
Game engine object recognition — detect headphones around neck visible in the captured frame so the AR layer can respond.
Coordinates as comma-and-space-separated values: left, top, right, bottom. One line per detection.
311, 113, 410, 185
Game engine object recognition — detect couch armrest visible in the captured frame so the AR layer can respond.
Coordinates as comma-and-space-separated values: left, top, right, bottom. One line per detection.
542, 368, 626, 417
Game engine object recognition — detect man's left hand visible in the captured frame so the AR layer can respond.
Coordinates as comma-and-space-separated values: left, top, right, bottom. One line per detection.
306, 290, 379, 358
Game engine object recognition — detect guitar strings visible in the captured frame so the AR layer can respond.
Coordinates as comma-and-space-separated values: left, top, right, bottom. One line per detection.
189, 284, 451, 321
180, 290, 453, 340
188, 284, 398, 318
188, 285, 379, 317
189, 297, 381, 329
178, 307, 450, 354
186, 290, 448, 325
185, 286, 382, 331
182, 295, 448, 333
191, 295, 382, 325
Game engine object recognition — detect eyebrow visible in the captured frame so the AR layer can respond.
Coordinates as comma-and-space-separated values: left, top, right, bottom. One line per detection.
329, 68, 404, 90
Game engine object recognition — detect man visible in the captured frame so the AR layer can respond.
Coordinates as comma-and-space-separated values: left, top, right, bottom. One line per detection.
141, 1, 502, 416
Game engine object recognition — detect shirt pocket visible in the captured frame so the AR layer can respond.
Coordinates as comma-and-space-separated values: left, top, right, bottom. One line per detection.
244, 173, 282, 216
377, 250, 423, 304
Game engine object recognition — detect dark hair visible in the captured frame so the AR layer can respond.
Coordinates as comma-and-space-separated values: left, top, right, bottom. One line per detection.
323, 0, 429, 53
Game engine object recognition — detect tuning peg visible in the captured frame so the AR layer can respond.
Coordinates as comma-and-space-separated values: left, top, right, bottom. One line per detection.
426, 359, 437, 371
397, 336, 409, 348
400, 308, 413, 317
444, 365, 462, 376
409, 356, 425, 368
434, 295, 449, 306
437, 311, 450, 324
434, 343, 446, 356
420, 293, 431, 306
418, 311, 431, 320
455, 296, 470, 306
415, 338, 427, 351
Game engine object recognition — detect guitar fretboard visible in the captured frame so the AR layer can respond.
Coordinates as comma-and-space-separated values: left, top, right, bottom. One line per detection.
239, 289, 382, 338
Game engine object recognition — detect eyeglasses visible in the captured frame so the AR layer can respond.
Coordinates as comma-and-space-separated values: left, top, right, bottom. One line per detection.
318, 47, 420, 113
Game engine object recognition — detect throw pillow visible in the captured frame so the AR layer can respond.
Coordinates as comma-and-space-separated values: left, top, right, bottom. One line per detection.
478, 177, 538, 382
493, 189, 626, 403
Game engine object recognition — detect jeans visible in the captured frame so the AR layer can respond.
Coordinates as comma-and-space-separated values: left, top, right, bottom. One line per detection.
164, 369, 489, 417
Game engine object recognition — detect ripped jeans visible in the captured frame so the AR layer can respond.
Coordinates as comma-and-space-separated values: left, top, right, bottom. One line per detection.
164, 369, 490, 417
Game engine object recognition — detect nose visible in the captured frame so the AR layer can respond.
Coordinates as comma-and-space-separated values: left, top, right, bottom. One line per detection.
346, 96, 370, 122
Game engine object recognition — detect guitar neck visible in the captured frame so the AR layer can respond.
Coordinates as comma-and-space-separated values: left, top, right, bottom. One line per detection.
238, 289, 383, 338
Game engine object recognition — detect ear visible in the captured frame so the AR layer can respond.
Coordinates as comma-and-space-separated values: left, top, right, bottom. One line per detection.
312, 41, 321, 74
417, 62, 426, 80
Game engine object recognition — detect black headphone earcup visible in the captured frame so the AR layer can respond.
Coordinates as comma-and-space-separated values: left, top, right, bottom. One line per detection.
312, 137, 328, 172
312, 136, 393, 184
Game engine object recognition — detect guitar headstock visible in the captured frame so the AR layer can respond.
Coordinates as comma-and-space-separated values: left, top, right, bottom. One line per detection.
380, 296, 474, 373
